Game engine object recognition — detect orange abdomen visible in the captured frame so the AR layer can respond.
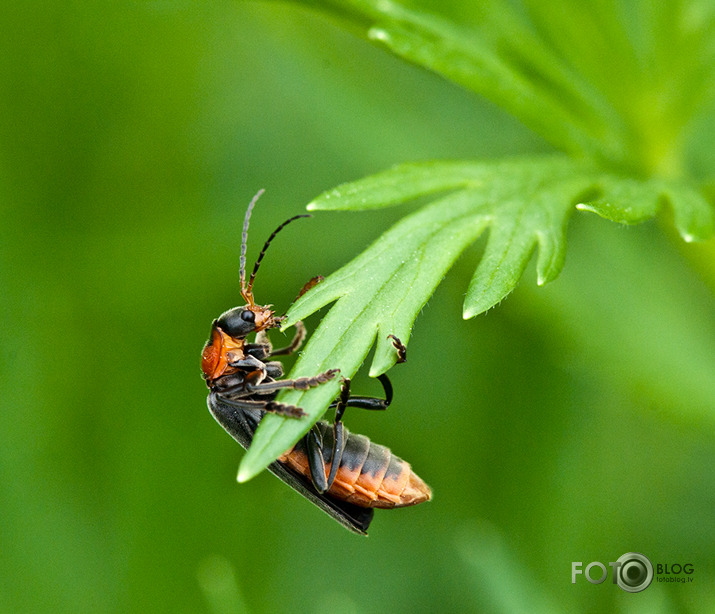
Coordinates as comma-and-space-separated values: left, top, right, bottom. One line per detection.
279, 422, 431, 509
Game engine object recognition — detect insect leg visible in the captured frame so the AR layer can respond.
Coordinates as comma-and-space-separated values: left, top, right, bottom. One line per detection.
267, 321, 307, 357
245, 330, 272, 360
323, 335, 404, 411
303, 378, 349, 493
215, 395, 307, 418
264, 361, 283, 378
327, 373, 394, 411
227, 354, 268, 373
305, 427, 328, 493
321, 361, 403, 490
246, 369, 339, 394
325, 378, 350, 490
388, 334, 407, 364
295, 275, 324, 301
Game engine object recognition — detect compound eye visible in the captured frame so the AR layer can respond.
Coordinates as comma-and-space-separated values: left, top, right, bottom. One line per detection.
216, 306, 256, 338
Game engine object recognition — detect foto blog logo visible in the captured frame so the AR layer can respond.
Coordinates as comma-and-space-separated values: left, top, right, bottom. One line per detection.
572, 552, 654, 593
572, 552, 695, 592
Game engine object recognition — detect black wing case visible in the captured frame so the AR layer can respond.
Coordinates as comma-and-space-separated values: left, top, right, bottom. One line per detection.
207, 393, 374, 535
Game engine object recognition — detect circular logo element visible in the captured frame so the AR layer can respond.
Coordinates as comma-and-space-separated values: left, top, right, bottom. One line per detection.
615, 552, 653, 593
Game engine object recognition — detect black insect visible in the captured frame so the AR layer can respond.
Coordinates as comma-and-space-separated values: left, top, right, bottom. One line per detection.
202, 190, 431, 534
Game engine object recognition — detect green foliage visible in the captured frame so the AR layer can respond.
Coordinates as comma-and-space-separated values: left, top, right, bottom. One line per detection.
290, 0, 715, 176
239, 0, 715, 478
3, 2, 715, 613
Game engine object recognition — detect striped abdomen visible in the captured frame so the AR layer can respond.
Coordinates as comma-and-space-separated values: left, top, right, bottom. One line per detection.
279, 420, 431, 509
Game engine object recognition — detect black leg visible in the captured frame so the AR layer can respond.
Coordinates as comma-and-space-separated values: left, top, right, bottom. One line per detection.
321, 359, 402, 491
327, 373, 394, 411
264, 361, 284, 379
303, 369, 397, 492
301, 379, 349, 493
245, 330, 272, 360
306, 427, 328, 493
325, 378, 350, 490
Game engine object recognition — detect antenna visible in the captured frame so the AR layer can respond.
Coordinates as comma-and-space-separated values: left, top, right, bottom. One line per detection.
239, 190, 310, 305
239, 189, 264, 304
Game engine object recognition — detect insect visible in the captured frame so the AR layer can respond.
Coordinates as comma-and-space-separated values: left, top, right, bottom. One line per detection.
202, 190, 431, 534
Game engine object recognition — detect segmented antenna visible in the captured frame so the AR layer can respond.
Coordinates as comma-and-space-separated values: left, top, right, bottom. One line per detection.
239, 189, 311, 305
245, 214, 311, 300
239, 189, 265, 304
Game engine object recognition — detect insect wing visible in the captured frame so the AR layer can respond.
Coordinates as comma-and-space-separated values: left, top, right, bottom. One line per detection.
207, 393, 374, 535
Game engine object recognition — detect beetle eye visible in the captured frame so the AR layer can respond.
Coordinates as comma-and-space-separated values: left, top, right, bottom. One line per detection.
216, 306, 258, 338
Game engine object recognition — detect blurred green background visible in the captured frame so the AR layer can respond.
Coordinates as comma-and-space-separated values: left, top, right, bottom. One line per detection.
1, 2, 713, 613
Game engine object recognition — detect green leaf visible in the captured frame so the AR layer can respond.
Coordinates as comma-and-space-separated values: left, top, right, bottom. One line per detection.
288, 0, 715, 176
577, 177, 715, 242
236, 155, 714, 481
364, 9, 626, 166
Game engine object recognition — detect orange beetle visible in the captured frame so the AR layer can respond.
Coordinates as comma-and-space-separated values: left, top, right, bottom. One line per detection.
204, 191, 431, 534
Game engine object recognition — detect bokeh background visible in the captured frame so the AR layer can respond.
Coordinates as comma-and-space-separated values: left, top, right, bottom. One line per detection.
1, 2, 714, 613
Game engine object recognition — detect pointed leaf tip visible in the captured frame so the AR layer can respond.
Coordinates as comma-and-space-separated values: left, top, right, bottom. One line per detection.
236, 465, 253, 483
463, 308, 477, 320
